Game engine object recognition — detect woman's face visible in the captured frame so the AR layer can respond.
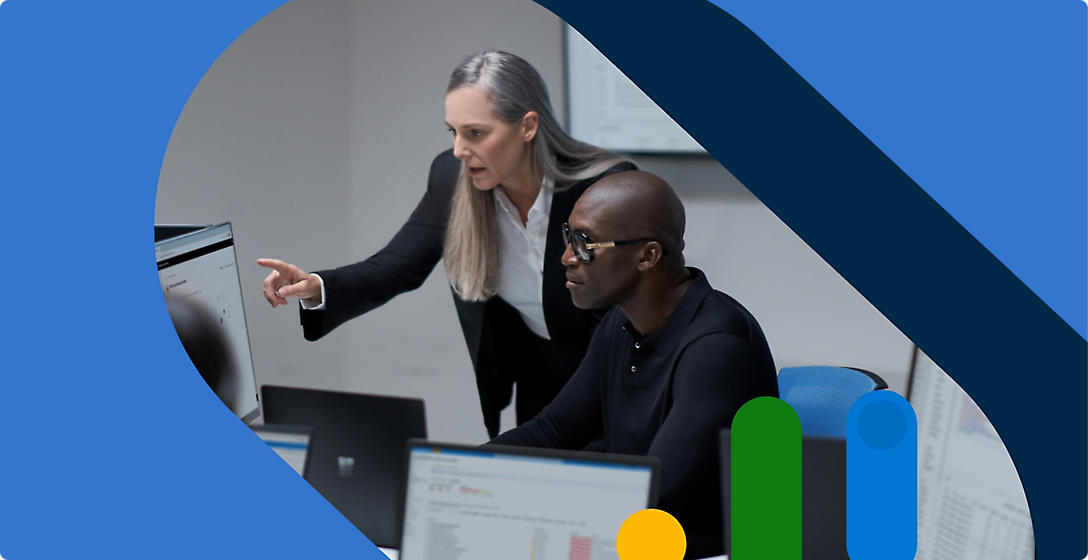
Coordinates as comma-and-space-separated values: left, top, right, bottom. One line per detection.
444, 86, 537, 192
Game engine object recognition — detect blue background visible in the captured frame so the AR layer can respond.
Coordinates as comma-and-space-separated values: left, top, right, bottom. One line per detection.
0, 0, 1083, 559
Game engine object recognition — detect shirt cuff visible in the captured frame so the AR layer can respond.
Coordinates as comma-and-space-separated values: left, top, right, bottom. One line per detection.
299, 273, 326, 311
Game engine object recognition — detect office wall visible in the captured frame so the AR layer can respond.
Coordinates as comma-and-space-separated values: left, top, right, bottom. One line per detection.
157, 0, 913, 444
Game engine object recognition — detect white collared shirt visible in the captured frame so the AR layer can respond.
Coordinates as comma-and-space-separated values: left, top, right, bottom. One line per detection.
492, 179, 553, 340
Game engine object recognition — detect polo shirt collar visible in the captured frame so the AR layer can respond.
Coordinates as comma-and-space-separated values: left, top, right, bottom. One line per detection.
622, 268, 713, 354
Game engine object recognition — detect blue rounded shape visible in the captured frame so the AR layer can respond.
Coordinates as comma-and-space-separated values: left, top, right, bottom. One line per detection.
848, 392, 918, 560
858, 399, 906, 450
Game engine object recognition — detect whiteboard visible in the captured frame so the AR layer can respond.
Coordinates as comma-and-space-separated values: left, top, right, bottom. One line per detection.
564, 25, 705, 154
908, 348, 1034, 560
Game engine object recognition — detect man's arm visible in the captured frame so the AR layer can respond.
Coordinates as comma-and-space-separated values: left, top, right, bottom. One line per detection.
488, 333, 606, 449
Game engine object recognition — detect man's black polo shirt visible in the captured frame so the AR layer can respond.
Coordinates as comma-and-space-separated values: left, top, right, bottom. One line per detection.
491, 268, 778, 559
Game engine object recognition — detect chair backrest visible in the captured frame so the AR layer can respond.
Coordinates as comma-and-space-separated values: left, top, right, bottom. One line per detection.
777, 366, 889, 438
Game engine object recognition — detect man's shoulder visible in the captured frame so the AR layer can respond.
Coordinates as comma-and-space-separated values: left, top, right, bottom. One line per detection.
687, 287, 765, 344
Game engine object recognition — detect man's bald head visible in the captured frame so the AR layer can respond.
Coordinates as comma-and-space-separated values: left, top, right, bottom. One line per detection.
563, 171, 690, 311
578, 171, 686, 262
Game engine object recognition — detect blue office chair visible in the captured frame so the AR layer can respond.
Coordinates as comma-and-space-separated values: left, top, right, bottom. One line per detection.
777, 366, 889, 438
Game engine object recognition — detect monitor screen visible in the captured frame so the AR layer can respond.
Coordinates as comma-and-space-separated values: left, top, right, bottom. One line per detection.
907, 347, 1034, 559
156, 223, 260, 423
399, 442, 657, 560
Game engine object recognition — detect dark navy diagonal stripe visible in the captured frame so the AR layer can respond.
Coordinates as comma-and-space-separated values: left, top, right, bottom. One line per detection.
537, 1, 1087, 558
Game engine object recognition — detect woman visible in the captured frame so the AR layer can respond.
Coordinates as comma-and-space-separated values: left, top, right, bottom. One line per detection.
259, 51, 635, 438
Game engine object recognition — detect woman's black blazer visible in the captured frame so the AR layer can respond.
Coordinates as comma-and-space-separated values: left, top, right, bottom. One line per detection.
300, 149, 636, 437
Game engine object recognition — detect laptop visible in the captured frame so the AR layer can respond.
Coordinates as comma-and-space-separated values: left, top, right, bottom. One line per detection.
250, 423, 314, 478
260, 385, 427, 548
720, 429, 847, 560
397, 440, 661, 560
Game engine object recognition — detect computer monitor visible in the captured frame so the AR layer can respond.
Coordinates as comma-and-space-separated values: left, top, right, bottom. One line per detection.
907, 346, 1034, 559
251, 424, 314, 478
156, 222, 260, 423
398, 440, 660, 560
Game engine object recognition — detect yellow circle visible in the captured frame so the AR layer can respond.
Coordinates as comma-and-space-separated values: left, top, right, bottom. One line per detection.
616, 508, 686, 560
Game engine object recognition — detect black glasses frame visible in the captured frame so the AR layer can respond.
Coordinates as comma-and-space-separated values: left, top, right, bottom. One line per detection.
562, 222, 668, 263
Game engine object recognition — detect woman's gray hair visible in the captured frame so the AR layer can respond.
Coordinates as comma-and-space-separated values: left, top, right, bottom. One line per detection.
444, 51, 631, 301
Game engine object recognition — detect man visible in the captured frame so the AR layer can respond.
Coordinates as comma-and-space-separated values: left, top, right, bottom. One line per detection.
490, 171, 778, 559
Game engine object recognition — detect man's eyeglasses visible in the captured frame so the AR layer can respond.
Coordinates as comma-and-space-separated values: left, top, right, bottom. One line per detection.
562, 222, 668, 263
